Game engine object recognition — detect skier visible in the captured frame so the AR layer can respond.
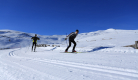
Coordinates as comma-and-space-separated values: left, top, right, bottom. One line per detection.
31, 34, 40, 52
65, 30, 79, 52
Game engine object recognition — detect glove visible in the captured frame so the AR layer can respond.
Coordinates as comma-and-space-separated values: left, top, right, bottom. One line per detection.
65, 38, 67, 40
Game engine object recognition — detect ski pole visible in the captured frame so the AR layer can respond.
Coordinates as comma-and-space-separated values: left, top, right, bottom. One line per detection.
66, 33, 68, 47
25, 40, 32, 53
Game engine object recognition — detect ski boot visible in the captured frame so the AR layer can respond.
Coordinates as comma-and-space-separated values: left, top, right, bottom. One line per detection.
72, 50, 77, 53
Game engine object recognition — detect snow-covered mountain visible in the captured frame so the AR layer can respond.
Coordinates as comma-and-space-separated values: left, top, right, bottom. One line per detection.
0, 30, 65, 49
0, 29, 138, 49
76, 29, 138, 47
0, 29, 138, 80
1, 29, 138, 48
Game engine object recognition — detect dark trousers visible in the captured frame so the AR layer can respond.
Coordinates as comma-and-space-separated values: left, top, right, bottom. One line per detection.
65, 40, 76, 51
32, 42, 36, 51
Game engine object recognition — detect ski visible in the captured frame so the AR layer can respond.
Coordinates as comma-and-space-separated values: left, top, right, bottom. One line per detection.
60, 52, 87, 53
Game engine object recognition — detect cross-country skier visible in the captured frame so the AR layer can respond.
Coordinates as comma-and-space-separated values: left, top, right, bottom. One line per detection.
31, 34, 40, 52
65, 30, 79, 52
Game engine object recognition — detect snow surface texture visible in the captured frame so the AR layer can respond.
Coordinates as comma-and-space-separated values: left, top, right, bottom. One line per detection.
0, 29, 138, 80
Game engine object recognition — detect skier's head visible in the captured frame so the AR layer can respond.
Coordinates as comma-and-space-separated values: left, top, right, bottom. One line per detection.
76, 30, 79, 34
35, 34, 37, 37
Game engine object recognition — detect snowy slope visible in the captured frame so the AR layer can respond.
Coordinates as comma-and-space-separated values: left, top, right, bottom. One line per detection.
0, 30, 65, 49
0, 29, 138, 80
76, 29, 138, 47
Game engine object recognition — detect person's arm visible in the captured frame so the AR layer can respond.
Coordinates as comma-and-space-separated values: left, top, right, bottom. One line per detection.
31, 37, 33, 39
65, 32, 74, 40
67, 32, 74, 38
38, 37, 40, 40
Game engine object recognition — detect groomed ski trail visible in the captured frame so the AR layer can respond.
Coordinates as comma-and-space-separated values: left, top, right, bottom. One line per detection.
6, 48, 138, 80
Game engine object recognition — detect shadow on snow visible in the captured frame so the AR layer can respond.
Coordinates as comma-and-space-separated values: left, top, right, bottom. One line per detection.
88, 46, 114, 52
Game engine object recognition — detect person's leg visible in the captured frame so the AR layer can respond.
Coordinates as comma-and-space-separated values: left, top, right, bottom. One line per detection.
65, 40, 71, 51
72, 40, 76, 52
32, 42, 34, 51
34, 42, 36, 52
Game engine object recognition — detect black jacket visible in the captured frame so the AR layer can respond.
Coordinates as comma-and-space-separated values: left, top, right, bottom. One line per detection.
67, 32, 78, 41
31, 37, 40, 43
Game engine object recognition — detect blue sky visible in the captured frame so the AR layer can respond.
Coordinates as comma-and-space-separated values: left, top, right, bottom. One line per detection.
0, 0, 138, 35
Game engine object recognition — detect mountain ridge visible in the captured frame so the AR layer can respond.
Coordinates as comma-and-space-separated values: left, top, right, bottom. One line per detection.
0, 29, 138, 49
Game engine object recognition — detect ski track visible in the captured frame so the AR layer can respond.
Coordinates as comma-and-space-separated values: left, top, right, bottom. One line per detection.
97, 48, 138, 53
7, 49, 138, 80
0, 61, 59, 80
2, 49, 64, 80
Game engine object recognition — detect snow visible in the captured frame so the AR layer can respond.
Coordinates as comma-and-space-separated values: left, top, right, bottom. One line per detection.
0, 29, 138, 80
